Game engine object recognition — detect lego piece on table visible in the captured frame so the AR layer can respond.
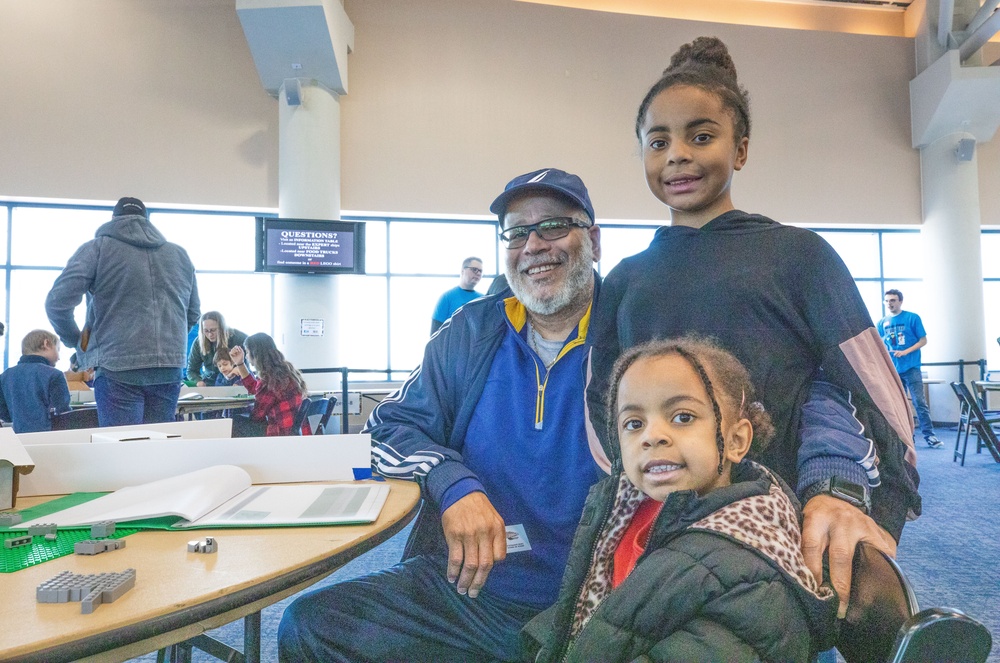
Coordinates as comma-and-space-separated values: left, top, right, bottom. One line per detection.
187, 536, 218, 554
81, 587, 103, 614
4, 534, 31, 549
0, 512, 22, 528
90, 520, 116, 538
74, 538, 126, 555
100, 567, 137, 603
37, 569, 136, 613
27, 523, 57, 537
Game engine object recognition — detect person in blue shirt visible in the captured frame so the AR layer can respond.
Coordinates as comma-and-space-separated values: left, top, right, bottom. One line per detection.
0, 329, 71, 433
430, 256, 483, 334
878, 289, 941, 447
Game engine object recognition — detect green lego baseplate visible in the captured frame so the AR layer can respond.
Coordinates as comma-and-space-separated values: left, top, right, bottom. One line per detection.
0, 493, 178, 573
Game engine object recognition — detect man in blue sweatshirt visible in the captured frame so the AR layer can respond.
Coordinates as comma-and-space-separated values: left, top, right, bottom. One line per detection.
279, 169, 603, 662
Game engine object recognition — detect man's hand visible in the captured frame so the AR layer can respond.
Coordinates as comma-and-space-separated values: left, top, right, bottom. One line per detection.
441, 492, 507, 599
802, 495, 897, 619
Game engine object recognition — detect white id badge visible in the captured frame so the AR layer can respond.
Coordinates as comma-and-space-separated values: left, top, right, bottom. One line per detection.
505, 524, 532, 553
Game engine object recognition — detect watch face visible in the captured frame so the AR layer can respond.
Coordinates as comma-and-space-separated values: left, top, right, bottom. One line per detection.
830, 477, 869, 512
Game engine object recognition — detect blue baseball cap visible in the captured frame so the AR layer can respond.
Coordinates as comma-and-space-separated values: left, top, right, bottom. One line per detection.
490, 168, 595, 224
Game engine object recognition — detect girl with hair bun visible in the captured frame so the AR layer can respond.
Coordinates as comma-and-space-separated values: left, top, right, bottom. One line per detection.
525, 336, 837, 661
587, 36, 919, 618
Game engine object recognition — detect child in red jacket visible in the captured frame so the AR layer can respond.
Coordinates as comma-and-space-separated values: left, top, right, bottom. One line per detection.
229, 333, 306, 436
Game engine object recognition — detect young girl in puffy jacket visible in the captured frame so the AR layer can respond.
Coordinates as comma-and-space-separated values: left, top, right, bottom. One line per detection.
229, 333, 306, 437
523, 336, 837, 662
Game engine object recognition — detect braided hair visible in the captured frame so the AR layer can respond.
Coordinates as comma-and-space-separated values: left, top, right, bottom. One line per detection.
635, 36, 751, 146
606, 335, 774, 475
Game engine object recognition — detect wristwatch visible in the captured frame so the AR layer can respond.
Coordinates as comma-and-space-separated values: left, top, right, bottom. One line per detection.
800, 476, 871, 514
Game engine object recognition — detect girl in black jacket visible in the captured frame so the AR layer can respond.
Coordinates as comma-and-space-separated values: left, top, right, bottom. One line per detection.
524, 337, 837, 662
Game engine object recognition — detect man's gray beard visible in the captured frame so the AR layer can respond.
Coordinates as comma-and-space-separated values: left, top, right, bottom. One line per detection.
507, 236, 595, 316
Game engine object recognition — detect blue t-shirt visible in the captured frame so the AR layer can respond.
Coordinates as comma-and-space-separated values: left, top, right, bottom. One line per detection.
878, 310, 926, 374
432, 286, 481, 325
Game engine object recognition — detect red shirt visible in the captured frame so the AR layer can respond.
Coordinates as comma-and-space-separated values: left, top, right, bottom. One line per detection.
613, 497, 664, 588
242, 374, 304, 436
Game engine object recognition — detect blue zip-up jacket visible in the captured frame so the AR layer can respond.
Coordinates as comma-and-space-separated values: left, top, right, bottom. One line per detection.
0, 355, 71, 433
367, 284, 603, 607
45, 213, 200, 373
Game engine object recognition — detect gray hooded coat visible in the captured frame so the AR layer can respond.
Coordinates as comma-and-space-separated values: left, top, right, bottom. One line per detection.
45, 213, 200, 373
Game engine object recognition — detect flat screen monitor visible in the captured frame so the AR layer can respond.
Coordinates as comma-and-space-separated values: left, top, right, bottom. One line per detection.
256, 217, 366, 275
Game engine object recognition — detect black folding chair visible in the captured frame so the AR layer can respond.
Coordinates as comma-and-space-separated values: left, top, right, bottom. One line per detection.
292, 397, 312, 436
301, 396, 337, 435
950, 383, 1000, 465
50, 407, 100, 430
952, 382, 1000, 464
837, 542, 993, 663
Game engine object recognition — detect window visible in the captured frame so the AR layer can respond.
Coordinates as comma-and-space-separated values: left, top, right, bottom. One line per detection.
1, 199, 996, 380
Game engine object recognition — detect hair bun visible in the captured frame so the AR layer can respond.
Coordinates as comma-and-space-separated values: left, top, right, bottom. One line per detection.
666, 36, 738, 81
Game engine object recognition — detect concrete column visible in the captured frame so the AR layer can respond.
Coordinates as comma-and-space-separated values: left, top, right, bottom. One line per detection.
919, 132, 986, 421
274, 81, 342, 385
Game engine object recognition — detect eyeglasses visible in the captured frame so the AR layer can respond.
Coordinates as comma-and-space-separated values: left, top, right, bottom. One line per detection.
464, 266, 483, 275
498, 217, 591, 249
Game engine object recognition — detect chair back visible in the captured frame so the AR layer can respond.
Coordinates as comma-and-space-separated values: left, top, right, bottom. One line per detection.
837, 542, 918, 663
891, 607, 993, 663
292, 397, 312, 436
50, 408, 101, 430
837, 542, 994, 663
303, 397, 338, 435
312, 396, 338, 435
957, 383, 1000, 462
951, 381, 970, 411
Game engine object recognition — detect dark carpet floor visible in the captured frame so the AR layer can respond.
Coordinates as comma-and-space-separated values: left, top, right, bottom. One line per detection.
131, 426, 998, 662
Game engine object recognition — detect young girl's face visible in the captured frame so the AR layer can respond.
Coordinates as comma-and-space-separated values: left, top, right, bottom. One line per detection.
639, 84, 749, 229
616, 353, 751, 502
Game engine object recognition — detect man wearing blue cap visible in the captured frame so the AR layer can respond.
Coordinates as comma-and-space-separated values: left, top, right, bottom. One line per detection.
279, 169, 604, 662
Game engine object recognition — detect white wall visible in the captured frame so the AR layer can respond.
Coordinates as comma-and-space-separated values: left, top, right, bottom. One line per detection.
0, 0, 277, 209
0, 0, 997, 225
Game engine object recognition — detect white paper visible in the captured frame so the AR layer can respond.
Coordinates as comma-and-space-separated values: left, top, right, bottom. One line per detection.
18, 465, 390, 529
90, 430, 182, 443
19, 418, 233, 446
19, 465, 251, 527
177, 483, 389, 528
16, 434, 370, 496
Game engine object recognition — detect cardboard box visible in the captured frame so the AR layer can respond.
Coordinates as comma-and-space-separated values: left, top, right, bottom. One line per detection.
0, 428, 35, 509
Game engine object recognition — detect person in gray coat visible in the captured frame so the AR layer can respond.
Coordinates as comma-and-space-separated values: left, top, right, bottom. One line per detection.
45, 197, 200, 426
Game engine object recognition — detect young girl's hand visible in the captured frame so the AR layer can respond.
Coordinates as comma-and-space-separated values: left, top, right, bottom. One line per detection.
230, 346, 245, 365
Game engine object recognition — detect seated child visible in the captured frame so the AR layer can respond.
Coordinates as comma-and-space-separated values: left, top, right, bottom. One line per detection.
213, 347, 245, 387
0, 329, 72, 433
213, 347, 250, 419
228, 333, 307, 436
523, 336, 837, 662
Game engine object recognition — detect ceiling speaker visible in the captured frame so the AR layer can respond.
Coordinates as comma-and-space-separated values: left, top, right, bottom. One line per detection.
956, 138, 976, 162
284, 78, 302, 107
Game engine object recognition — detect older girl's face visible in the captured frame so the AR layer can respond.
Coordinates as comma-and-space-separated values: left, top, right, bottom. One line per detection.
616, 354, 751, 501
640, 85, 748, 229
